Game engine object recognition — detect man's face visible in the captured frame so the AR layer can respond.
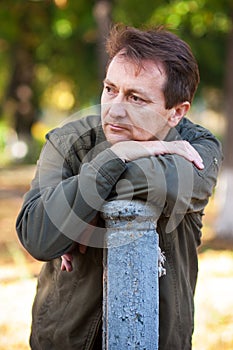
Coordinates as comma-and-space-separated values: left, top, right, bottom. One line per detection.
101, 54, 175, 144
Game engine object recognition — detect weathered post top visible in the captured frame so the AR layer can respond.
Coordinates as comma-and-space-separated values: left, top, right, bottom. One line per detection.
102, 199, 159, 247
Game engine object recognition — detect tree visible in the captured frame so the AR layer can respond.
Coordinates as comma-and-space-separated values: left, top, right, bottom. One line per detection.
93, 0, 113, 83
0, 0, 99, 142
0, 1, 45, 143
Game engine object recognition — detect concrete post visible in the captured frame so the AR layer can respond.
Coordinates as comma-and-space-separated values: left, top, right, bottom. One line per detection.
102, 199, 162, 350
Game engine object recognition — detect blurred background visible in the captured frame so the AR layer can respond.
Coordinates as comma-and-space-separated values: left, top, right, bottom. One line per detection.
0, 0, 233, 349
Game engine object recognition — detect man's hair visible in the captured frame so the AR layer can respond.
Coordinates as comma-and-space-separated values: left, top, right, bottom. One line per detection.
105, 24, 200, 109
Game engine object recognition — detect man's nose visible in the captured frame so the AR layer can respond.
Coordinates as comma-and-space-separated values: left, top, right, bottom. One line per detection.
108, 101, 127, 118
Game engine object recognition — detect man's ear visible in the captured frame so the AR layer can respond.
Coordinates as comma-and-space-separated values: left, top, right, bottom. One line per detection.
168, 101, 190, 127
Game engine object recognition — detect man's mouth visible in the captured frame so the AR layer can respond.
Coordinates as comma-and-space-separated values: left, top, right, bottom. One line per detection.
107, 123, 129, 132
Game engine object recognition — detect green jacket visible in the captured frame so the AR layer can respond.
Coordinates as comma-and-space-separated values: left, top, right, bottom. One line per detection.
16, 115, 222, 350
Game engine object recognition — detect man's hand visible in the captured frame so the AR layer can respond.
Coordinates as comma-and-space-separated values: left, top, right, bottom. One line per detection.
61, 253, 73, 272
60, 216, 98, 272
161, 140, 204, 169
111, 140, 204, 169
61, 244, 87, 272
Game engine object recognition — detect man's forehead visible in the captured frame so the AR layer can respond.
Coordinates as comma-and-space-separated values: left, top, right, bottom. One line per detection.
108, 52, 165, 78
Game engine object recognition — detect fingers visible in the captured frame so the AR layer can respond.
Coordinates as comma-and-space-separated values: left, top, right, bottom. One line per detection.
60, 244, 87, 272
182, 142, 204, 169
193, 159, 204, 170
61, 216, 97, 272
61, 253, 73, 272
191, 152, 204, 169
61, 260, 73, 272
164, 140, 204, 169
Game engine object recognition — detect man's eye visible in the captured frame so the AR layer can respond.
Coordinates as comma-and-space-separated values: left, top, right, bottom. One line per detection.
105, 86, 115, 94
130, 95, 144, 104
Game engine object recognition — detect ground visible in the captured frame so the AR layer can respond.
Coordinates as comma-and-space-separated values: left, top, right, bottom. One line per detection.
0, 165, 233, 350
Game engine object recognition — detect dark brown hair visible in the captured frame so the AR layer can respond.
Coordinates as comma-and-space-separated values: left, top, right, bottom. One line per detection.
105, 24, 200, 109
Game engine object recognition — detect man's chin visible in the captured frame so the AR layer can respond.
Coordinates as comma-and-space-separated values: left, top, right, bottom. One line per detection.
106, 135, 131, 145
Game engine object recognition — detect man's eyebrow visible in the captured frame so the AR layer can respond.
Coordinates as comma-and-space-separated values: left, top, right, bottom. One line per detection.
103, 79, 116, 86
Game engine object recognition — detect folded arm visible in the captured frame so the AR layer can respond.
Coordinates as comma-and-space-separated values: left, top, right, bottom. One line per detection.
16, 119, 222, 263
16, 131, 127, 261
110, 126, 222, 216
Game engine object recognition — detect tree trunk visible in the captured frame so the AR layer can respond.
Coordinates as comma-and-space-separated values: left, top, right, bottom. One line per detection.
93, 0, 113, 83
6, 46, 37, 142
215, 12, 233, 238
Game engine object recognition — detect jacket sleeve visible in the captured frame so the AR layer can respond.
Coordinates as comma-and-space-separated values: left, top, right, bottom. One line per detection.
111, 123, 222, 219
16, 131, 127, 261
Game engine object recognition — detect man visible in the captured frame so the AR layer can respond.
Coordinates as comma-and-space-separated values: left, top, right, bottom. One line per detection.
16, 24, 222, 349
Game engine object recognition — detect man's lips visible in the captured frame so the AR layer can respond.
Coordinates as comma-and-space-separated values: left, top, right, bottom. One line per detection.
107, 123, 129, 131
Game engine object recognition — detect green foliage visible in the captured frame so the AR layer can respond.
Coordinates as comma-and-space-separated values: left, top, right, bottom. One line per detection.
0, 0, 232, 163
0, 0, 232, 108
0, 0, 99, 110
113, 0, 159, 26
